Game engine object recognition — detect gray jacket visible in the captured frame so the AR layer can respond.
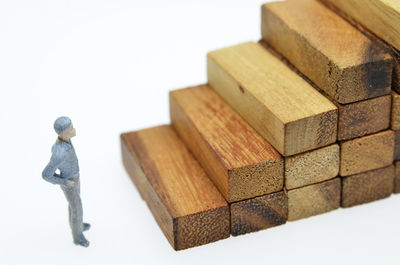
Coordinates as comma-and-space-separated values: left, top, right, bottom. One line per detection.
42, 139, 80, 185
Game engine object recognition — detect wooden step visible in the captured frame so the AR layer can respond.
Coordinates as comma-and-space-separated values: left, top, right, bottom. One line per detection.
285, 144, 339, 190
259, 40, 391, 141
342, 165, 395, 207
261, 0, 392, 104
230, 191, 287, 236
320, 0, 400, 51
320, 0, 400, 94
170, 84, 283, 202
207, 42, 337, 156
340, 130, 395, 176
287, 178, 341, 221
121, 125, 230, 250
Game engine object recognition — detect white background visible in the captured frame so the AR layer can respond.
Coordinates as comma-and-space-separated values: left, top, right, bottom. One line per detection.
1, 0, 399, 264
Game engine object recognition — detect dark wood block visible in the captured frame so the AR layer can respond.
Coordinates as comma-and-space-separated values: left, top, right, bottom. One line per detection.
262, 0, 392, 104
170, 84, 283, 202
230, 191, 287, 236
340, 130, 394, 176
287, 178, 341, 221
338, 95, 391, 140
121, 125, 230, 250
342, 165, 395, 207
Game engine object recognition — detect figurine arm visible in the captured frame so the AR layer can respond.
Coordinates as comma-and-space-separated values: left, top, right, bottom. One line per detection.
42, 151, 69, 186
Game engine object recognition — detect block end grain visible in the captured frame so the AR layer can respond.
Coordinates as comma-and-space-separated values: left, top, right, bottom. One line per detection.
288, 178, 341, 221
285, 144, 340, 190
340, 130, 395, 176
395, 162, 400, 194
342, 166, 395, 207
228, 159, 284, 202
230, 191, 287, 236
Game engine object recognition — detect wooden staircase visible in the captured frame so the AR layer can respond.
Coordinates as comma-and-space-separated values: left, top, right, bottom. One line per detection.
121, 0, 400, 250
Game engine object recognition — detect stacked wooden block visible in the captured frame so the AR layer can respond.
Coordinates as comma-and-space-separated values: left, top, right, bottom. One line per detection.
121, 0, 400, 250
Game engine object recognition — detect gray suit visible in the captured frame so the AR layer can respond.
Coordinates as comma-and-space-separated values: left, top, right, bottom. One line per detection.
42, 139, 89, 246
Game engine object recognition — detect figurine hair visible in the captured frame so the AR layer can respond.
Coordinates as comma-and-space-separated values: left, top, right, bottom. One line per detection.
54, 116, 72, 135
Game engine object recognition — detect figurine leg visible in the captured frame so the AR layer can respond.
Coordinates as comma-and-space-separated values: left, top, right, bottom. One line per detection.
61, 177, 89, 247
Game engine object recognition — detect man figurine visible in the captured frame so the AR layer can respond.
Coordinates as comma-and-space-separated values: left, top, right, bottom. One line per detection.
42, 116, 90, 247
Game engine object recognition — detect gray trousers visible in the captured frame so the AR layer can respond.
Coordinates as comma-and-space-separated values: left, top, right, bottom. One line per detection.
61, 175, 83, 242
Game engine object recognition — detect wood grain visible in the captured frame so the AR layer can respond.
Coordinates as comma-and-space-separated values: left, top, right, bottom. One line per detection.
395, 161, 400, 194
207, 41, 337, 156
261, 0, 393, 104
287, 178, 341, 221
285, 144, 339, 190
319, 0, 400, 94
259, 41, 391, 141
395, 130, 400, 161
321, 0, 400, 51
342, 165, 395, 207
337, 95, 391, 140
170, 85, 283, 202
340, 130, 395, 176
230, 191, 287, 236
121, 125, 230, 250
392, 91, 400, 130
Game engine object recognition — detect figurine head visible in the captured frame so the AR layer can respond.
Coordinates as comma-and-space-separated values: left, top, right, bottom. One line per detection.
54, 116, 76, 140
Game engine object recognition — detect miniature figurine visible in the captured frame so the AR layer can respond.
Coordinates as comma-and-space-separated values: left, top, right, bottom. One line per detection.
42, 116, 90, 247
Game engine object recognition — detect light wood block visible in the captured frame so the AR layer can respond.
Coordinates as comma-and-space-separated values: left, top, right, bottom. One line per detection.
395, 130, 400, 161
207, 42, 337, 156
321, 0, 400, 51
259, 40, 391, 141
392, 91, 400, 130
342, 165, 395, 207
340, 130, 395, 176
261, 0, 393, 104
285, 144, 339, 190
170, 85, 284, 202
287, 178, 341, 221
121, 125, 230, 250
230, 191, 287, 236
395, 162, 400, 194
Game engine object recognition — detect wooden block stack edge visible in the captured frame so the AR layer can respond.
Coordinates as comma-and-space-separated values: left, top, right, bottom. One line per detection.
120, 0, 400, 250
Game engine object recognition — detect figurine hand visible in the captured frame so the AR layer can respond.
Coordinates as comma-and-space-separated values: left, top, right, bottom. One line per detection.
65, 180, 75, 187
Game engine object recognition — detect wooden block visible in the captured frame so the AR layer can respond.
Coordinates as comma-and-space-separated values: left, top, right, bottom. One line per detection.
230, 191, 287, 236
320, 0, 400, 94
395, 162, 400, 194
285, 144, 339, 190
340, 130, 394, 176
259, 41, 391, 141
121, 125, 230, 250
261, 0, 393, 104
321, 0, 400, 51
392, 91, 400, 130
287, 178, 341, 221
342, 165, 395, 207
337, 95, 391, 140
170, 85, 283, 202
207, 42, 338, 156
395, 130, 400, 161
